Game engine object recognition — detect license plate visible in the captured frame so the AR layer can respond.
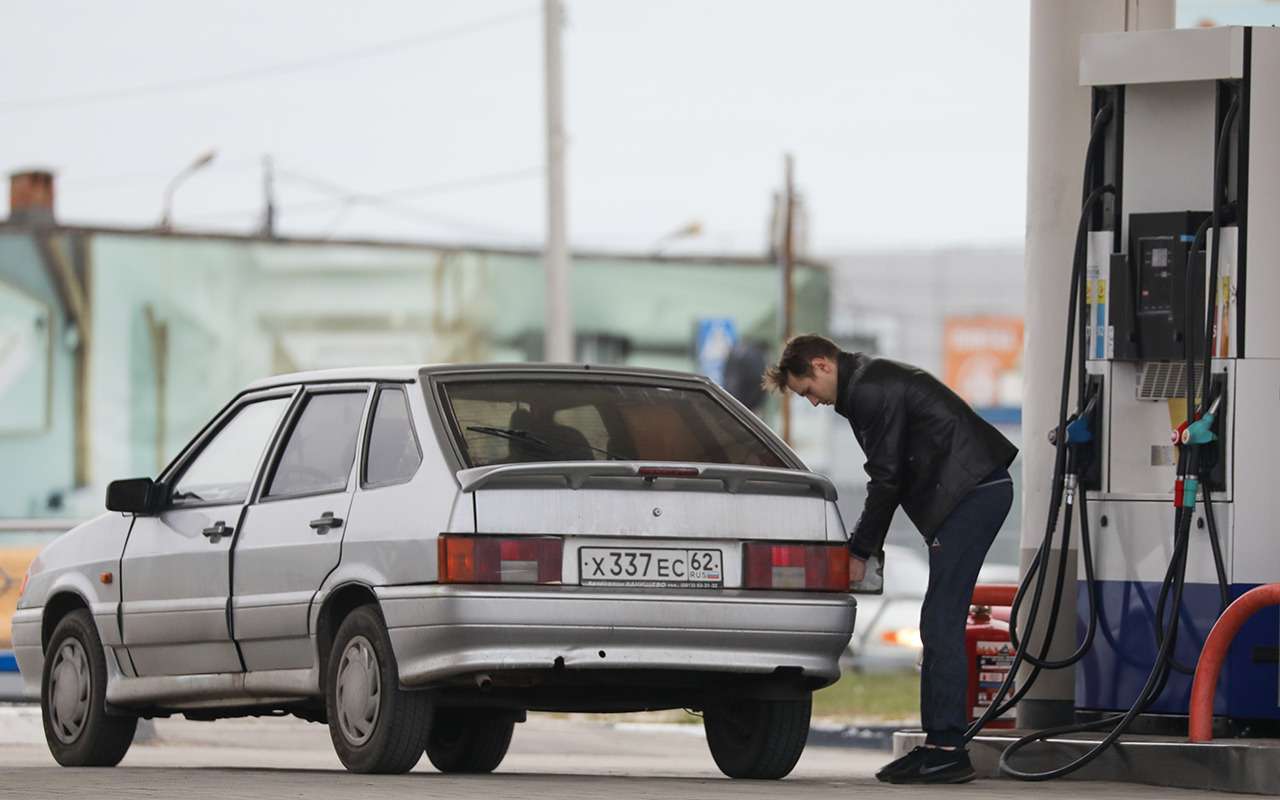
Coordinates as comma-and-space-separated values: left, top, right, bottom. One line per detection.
579, 547, 723, 588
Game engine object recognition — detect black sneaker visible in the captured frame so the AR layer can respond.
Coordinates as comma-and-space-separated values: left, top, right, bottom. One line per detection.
875, 746, 932, 783
887, 747, 976, 784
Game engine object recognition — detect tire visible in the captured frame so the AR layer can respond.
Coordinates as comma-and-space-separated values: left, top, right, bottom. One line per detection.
325, 604, 432, 773
41, 609, 137, 767
704, 693, 812, 779
425, 708, 515, 774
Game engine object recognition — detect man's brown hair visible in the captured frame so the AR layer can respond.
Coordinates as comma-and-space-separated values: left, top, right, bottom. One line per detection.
761, 334, 841, 393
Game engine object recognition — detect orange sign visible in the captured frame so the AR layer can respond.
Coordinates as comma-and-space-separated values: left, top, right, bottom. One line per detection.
943, 316, 1024, 408
0, 547, 40, 648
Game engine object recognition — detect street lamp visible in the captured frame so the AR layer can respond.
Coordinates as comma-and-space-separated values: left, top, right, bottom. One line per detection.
650, 219, 704, 255
158, 149, 216, 231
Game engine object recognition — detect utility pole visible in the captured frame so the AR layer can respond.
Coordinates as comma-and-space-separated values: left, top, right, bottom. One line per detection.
779, 154, 796, 444
261, 154, 277, 239
543, 0, 572, 362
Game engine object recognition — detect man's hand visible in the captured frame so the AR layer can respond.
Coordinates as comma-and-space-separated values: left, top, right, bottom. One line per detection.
848, 554, 867, 586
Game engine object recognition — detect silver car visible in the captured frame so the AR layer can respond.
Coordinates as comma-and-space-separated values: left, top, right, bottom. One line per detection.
12, 364, 856, 778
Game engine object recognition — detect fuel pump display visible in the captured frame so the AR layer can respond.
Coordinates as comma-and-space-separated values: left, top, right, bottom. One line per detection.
1109, 212, 1211, 363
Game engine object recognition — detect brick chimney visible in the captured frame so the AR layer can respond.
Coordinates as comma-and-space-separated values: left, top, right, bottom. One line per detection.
8, 169, 55, 226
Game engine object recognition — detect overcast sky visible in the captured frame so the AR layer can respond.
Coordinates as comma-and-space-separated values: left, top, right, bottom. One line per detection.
1, 2, 1273, 256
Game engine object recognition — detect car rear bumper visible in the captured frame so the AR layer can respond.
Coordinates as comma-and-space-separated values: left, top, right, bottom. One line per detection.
375, 585, 856, 689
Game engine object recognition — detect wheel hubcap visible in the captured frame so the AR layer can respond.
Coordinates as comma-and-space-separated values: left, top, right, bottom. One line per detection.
48, 639, 90, 744
335, 635, 381, 746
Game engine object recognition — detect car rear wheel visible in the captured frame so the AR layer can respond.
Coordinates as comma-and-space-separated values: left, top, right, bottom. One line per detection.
425, 707, 515, 773
703, 693, 811, 779
325, 604, 432, 773
41, 609, 138, 767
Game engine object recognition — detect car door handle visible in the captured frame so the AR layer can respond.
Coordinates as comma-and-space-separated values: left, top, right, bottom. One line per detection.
202, 521, 233, 541
309, 512, 343, 533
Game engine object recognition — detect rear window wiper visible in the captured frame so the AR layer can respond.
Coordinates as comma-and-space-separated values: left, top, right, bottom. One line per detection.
465, 425, 623, 460
466, 425, 553, 451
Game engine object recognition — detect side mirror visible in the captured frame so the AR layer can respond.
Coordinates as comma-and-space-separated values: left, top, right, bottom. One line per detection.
106, 478, 162, 514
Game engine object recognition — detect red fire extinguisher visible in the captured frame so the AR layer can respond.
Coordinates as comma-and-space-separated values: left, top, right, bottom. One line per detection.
967, 584, 1018, 730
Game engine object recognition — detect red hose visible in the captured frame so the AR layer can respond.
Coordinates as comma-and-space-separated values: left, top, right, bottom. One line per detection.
1188, 584, 1280, 742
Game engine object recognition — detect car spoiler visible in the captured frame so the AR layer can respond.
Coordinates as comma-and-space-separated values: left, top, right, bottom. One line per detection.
456, 461, 837, 501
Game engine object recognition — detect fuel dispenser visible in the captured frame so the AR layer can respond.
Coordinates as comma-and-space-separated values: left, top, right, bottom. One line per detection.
1075, 25, 1278, 730
964, 26, 1280, 780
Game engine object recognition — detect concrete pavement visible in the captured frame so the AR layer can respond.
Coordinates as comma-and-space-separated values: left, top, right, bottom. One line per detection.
0, 711, 1226, 799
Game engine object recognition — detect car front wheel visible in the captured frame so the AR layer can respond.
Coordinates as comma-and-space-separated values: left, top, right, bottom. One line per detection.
41, 609, 138, 766
325, 604, 432, 773
703, 693, 811, 779
425, 707, 515, 773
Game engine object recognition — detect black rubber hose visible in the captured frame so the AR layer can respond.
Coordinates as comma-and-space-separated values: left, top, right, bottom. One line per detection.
963, 104, 1114, 736
1006, 477, 1101, 672
1183, 215, 1213, 419
1005, 173, 1106, 671
1154, 505, 1197, 674
1204, 488, 1230, 611
998, 512, 1194, 780
994, 99, 1226, 778
1006, 481, 1076, 670
1200, 96, 1240, 405
963, 181, 1114, 735
1157, 97, 1237, 672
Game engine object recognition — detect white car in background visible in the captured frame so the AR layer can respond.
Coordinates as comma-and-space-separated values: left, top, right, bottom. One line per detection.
843, 545, 1020, 672
13, 364, 856, 779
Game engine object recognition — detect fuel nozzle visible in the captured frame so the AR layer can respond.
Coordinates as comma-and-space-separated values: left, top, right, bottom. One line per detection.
1058, 389, 1103, 505
1174, 392, 1224, 509
1064, 473, 1079, 506
1183, 394, 1222, 447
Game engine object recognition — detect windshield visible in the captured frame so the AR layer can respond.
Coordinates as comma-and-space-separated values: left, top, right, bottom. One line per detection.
440, 379, 786, 469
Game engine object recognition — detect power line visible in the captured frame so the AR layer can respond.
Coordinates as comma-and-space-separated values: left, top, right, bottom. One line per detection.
0, 6, 538, 113
187, 165, 542, 239
55, 158, 262, 190
277, 165, 544, 203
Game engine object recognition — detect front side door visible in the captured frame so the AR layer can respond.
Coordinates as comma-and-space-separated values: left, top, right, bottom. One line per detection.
232, 386, 371, 671
121, 392, 294, 677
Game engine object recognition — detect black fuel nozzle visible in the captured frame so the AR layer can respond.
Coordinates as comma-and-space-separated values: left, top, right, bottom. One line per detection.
1056, 385, 1105, 504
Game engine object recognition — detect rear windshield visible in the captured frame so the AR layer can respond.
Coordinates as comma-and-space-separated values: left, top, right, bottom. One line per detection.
440, 379, 786, 469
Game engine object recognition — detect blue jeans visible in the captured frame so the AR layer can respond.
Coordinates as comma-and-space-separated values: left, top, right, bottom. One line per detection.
919, 468, 1014, 747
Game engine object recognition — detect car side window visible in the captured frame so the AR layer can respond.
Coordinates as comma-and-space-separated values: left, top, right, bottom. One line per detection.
170, 397, 291, 507
265, 391, 367, 499
364, 387, 422, 486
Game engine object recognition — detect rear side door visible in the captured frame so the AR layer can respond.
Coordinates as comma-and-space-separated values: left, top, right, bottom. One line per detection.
232, 385, 371, 671
121, 391, 294, 677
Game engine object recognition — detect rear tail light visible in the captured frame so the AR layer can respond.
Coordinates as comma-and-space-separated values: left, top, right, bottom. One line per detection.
743, 542, 849, 592
438, 534, 563, 585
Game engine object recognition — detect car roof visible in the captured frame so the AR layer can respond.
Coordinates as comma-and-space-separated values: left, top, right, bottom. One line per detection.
243, 362, 714, 392
243, 364, 427, 391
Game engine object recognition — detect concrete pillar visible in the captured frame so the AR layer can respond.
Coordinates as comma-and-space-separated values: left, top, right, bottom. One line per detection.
1018, 0, 1173, 728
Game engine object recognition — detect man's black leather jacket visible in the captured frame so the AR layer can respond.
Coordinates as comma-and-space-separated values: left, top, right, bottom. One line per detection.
835, 351, 1018, 559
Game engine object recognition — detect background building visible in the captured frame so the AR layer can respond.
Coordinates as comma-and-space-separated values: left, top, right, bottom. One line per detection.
821, 246, 1025, 564
0, 172, 829, 526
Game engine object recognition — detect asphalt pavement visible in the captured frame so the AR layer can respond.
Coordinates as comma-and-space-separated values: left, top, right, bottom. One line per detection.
0, 709, 1226, 799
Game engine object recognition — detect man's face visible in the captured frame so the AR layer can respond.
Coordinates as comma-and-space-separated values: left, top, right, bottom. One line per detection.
785, 356, 839, 407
